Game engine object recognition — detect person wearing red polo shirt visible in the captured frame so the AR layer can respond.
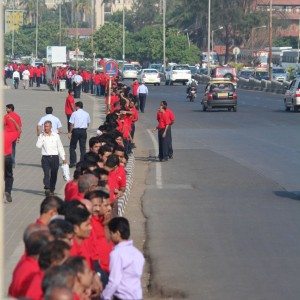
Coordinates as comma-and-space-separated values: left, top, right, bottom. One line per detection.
85, 190, 113, 287
65, 205, 94, 269
117, 111, 132, 154
65, 89, 75, 133
35, 65, 43, 87
94, 71, 101, 96
131, 79, 140, 108
29, 66, 35, 87
8, 230, 51, 298
161, 100, 175, 159
153, 103, 171, 162
4, 129, 19, 203
4, 103, 22, 167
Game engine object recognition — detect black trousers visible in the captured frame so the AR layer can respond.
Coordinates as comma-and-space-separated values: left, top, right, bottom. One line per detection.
73, 83, 82, 98
29, 77, 34, 87
66, 114, 71, 133
70, 128, 87, 165
36, 76, 41, 87
5, 155, 13, 194
158, 128, 169, 160
139, 93, 147, 113
166, 126, 173, 157
131, 123, 135, 139
41, 155, 59, 192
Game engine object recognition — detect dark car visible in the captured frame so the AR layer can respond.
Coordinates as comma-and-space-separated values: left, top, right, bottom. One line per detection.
250, 70, 269, 81
202, 79, 237, 112
238, 69, 253, 79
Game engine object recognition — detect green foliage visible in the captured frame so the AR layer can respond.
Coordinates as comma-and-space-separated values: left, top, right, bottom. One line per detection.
274, 36, 298, 49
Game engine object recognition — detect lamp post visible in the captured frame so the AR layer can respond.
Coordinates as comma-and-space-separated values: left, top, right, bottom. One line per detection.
297, 18, 300, 67
35, 0, 39, 59
268, 0, 273, 80
163, 0, 166, 70
59, 1, 62, 46
207, 0, 211, 76
251, 25, 267, 55
211, 26, 223, 53
11, 0, 15, 58
122, 0, 125, 65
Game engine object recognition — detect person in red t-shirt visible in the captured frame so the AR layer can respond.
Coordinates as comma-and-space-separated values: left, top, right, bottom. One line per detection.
8, 229, 51, 298
161, 100, 175, 159
65, 89, 75, 133
29, 66, 35, 87
117, 111, 132, 154
4, 103, 22, 167
94, 71, 101, 96
153, 104, 171, 162
35, 65, 43, 87
85, 190, 113, 287
131, 79, 140, 107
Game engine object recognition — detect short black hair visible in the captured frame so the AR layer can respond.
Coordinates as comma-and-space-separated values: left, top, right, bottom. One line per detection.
68, 89, 73, 94
84, 152, 101, 164
114, 144, 125, 153
98, 144, 113, 156
45, 107, 53, 114
105, 154, 120, 168
38, 240, 70, 270
64, 256, 86, 274
89, 136, 100, 148
108, 217, 130, 240
161, 100, 168, 107
75, 101, 83, 109
6, 104, 14, 111
42, 265, 76, 294
25, 230, 51, 256
65, 206, 90, 226
48, 219, 74, 239
40, 196, 64, 215
85, 190, 109, 202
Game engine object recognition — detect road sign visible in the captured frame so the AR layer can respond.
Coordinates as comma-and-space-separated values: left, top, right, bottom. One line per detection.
104, 60, 119, 77
232, 47, 241, 55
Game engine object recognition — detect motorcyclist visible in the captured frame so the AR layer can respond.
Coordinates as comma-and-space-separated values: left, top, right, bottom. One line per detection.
186, 78, 198, 96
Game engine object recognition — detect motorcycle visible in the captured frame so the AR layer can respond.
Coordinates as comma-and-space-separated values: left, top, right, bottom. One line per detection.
187, 86, 197, 102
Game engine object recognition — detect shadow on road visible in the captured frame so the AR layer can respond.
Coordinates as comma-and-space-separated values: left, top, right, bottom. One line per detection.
17, 163, 41, 168
12, 188, 45, 196
274, 190, 300, 201
135, 156, 158, 162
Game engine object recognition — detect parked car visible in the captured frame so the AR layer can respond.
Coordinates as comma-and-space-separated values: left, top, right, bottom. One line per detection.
272, 67, 287, 82
165, 64, 191, 85
211, 66, 237, 83
137, 69, 161, 85
202, 78, 237, 112
189, 65, 197, 76
250, 69, 270, 81
284, 77, 300, 111
121, 64, 138, 80
238, 69, 254, 79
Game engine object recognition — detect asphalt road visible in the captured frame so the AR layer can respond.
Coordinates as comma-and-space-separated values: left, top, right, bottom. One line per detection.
133, 82, 300, 299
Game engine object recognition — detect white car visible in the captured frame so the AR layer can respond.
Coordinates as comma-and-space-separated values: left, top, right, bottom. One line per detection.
284, 77, 300, 111
165, 64, 191, 85
121, 64, 138, 80
137, 69, 161, 85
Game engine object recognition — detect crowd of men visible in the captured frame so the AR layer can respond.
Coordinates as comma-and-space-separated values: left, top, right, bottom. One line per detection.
3, 62, 175, 299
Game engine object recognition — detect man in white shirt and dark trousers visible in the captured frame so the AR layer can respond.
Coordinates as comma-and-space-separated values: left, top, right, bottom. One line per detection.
137, 81, 148, 113
12, 70, 20, 89
68, 101, 91, 167
36, 121, 66, 196
37, 107, 62, 136
72, 70, 83, 99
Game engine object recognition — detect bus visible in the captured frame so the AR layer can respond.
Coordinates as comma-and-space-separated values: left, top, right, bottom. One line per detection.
281, 49, 300, 69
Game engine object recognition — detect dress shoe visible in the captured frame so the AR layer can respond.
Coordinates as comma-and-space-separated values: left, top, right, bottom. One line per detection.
45, 189, 51, 197
5, 192, 12, 203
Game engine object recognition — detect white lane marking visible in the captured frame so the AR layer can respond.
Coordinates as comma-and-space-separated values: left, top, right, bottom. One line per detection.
147, 129, 163, 189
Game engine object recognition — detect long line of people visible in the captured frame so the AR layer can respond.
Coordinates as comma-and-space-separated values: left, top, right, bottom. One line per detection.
6, 76, 145, 299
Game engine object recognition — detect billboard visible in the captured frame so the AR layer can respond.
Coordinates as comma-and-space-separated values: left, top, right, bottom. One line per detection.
5, 10, 25, 33
47, 46, 67, 64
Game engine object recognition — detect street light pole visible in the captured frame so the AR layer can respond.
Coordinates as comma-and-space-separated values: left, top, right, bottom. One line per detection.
11, 0, 15, 58
35, 0, 38, 59
207, 0, 211, 76
268, 0, 273, 80
251, 25, 267, 58
163, 0, 166, 70
59, 1, 62, 46
297, 18, 300, 66
122, 0, 125, 65
91, 0, 94, 53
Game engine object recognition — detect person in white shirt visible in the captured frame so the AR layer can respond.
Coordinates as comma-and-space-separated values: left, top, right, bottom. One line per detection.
68, 101, 91, 167
12, 70, 20, 89
22, 69, 30, 89
37, 107, 62, 136
72, 70, 83, 99
137, 81, 149, 113
36, 121, 66, 196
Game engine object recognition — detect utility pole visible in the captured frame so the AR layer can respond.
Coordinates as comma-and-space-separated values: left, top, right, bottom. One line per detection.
297, 18, 300, 66
122, 0, 125, 65
59, 1, 62, 46
35, 0, 38, 59
11, 0, 15, 58
268, 0, 273, 80
163, 0, 166, 70
207, 0, 211, 76
91, 0, 94, 53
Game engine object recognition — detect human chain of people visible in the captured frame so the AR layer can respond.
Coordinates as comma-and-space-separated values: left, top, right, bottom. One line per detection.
3, 63, 175, 299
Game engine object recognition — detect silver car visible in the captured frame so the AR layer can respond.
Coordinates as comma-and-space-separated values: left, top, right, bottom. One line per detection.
284, 77, 300, 111
121, 64, 138, 80
272, 67, 287, 82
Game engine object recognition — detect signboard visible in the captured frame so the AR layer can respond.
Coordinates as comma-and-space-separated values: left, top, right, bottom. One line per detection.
232, 47, 241, 55
5, 10, 25, 33
47, 46, 67, 64
104, 60, 119, 77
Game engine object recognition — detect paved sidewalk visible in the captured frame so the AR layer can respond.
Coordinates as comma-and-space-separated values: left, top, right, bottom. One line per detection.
3, 83, 105, 291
